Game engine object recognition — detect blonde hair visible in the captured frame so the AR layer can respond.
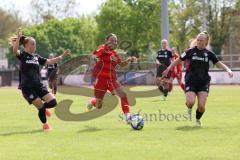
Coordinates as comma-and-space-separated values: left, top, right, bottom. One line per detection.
161, 39, 168, 44
189, 38, 197, 48
9, 36, 17, 47
189, 31, 211, 49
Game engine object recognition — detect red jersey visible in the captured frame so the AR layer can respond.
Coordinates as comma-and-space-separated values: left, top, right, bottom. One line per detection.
171, 53, 182, 73
92, 44, 121, 80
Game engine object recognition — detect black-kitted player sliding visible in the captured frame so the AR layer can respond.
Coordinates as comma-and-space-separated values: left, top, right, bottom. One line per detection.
163, 31, 233, 127
11, 28, 71, 131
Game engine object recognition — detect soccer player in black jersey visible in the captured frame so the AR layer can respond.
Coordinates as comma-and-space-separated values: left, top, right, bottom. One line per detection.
47, 54, 59, 95
163, 31, 233, 126
156, 39, 173, 100
11, 28, 71, 131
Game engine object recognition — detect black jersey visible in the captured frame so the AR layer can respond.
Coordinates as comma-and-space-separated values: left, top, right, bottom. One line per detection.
180, 46, 219, 84
47, 63, 58, 78
17, 50, 47, 86
156, 49, 173, 66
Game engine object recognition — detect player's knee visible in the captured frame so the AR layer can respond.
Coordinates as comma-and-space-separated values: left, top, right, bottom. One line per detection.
50, 99, 57, 106
186, 100, 195, 108
45, 99, 57, 108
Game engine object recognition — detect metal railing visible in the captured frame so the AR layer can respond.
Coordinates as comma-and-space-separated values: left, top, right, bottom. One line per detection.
217, 54, 240, 68
138, 54, 240, 69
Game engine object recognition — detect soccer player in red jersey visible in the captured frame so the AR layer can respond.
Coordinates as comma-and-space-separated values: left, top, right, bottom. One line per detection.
88, 33, 136, 124
170, 48, 185, 91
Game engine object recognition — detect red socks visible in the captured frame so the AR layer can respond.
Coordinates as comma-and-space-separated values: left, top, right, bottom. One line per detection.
91, 97, 130, 114
121, 97, 130, 113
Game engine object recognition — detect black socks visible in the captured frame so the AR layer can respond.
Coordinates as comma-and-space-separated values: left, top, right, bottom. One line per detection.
38, 107, 47, 123
196, 109, 204, 120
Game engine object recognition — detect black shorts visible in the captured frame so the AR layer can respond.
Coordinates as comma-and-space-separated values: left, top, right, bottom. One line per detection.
156, 65, 170, 78
21, 83, 49, 104
185, 82, 210, 94
41, 77, 47, 81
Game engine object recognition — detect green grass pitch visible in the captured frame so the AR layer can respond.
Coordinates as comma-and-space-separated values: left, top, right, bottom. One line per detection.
0, 85, 240, 160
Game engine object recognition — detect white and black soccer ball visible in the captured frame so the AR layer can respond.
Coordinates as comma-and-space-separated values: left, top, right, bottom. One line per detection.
130, 113, 144, 130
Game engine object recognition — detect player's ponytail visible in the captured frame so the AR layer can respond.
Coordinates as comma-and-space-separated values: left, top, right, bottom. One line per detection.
19, 35, 28, 47
189, 38, 197, 48
202, 31, 210, 47
9, 36, 17, 47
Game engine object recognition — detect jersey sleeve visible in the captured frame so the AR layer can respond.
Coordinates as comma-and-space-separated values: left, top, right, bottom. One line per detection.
180, 49, 191, 61
209, 51, 219, 65
169, 51, 173, 58
37, 54, 47, 65
93, 45, 105, 58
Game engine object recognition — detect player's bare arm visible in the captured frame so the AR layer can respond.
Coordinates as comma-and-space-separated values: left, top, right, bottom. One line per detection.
12, 28, 22, 56
162, 58, 182, 77
216, 61, 233, 78
119, 56, 137, 67
46, 49, 71, 65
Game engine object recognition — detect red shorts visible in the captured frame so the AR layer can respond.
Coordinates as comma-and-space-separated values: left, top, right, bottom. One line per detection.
171, 72, 182, 80
94, 77, 121, 99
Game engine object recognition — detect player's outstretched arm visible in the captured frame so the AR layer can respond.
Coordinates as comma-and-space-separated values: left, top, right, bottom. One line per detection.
216, 61, 233, 78
12, 28, 22, 56
119, 56, 137, 67
162, 58, 182, 77
46, 49, 71, 65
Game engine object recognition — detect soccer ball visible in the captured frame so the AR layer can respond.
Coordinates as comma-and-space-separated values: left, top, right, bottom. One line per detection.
130, 113, 144, 130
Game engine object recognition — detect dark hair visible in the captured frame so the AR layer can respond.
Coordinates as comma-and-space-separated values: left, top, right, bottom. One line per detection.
19, 36, 35, 47
19, 36, 27, 46
105, 33, 117, 41
9, 35, 35, 47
